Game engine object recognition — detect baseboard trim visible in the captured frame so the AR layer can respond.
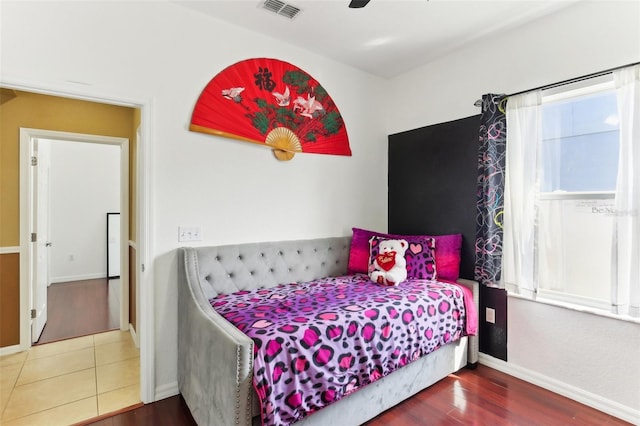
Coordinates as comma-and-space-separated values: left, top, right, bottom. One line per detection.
50, 273, 107, 284
129, 323, 139, 348
479, 353, 639, 424
0, 343, 22, 356
155, 382, 179, 401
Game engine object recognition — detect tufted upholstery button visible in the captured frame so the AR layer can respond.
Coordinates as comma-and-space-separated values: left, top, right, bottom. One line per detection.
288, 268, 292, 272
215, 256, 220, 261
260, 253, 265, 257
238, 255, 243, 260
270, 268, 274, 272
278, 251, 283, 255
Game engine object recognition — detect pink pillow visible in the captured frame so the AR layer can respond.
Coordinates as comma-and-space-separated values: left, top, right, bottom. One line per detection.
368, 235, 437, 280
348, 227, 462, 281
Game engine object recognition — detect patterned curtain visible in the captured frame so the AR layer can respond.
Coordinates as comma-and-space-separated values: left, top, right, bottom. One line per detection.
474, 94, 507, 287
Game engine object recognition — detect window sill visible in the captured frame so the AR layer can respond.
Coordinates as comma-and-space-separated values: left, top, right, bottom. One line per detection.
507, 291, 640, 324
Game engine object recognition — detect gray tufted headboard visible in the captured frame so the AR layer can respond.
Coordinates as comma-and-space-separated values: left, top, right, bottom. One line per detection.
182, 236, 352, 299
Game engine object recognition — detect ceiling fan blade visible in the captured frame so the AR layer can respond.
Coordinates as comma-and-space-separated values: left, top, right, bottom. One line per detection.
349, 0, 371, 8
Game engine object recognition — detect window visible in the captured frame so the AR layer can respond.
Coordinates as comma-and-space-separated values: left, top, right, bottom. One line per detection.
536, 76, 619, 309
504, 65, 639, 318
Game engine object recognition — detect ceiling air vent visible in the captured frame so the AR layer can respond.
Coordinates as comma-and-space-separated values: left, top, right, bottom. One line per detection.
261, 0, 301, 19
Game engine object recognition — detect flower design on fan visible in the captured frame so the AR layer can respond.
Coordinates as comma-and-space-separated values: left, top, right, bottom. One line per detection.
221, 87, 245, 102
273, 86, 290, 106
293, 94, 324, 118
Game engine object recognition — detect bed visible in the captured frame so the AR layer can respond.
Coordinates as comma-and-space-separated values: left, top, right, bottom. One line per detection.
178, 235, 478, 426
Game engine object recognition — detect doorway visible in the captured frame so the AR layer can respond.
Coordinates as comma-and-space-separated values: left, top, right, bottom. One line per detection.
20, 129, 130, 345
8, 127, 142, 422
33, 138, 123, 344
2, 84, 153, 409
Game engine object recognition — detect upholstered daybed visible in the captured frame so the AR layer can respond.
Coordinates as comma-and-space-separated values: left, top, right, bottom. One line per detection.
178, 235, 478, 426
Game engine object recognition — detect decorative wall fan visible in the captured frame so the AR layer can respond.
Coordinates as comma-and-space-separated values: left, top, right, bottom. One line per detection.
190, 58, 351, 161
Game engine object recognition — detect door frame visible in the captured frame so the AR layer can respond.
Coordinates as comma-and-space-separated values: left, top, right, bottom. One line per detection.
5, 78, 155, 404
20, 129, 130, 341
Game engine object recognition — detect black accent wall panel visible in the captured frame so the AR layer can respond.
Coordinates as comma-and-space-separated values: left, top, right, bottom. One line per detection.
388, 114, 508, 361
388, 115, 481, 281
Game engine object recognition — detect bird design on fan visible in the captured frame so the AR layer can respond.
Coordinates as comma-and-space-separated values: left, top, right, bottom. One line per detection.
190, 58, 351, 161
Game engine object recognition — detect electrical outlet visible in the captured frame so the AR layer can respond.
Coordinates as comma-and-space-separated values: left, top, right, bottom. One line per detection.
485, 307, 496, 324
178, 226, 202, 242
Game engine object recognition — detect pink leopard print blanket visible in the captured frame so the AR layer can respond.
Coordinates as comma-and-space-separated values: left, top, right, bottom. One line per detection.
211, 274, 471, 426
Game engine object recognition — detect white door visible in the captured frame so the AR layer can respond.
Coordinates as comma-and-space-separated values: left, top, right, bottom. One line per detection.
31, 139, 50, 343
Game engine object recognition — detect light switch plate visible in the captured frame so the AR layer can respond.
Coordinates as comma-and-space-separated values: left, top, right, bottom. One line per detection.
178, 226, 201, 242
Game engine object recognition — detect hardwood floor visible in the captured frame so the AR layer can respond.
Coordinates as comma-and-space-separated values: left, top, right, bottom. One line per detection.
83, 365, 631, 426
36, 278, 120, 344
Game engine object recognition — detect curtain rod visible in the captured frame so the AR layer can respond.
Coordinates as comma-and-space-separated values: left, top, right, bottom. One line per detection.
474, 61, 640, 107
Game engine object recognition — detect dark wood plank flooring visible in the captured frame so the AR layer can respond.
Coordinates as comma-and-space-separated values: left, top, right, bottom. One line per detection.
36, 278, 120, 344
83, 365, 631, 426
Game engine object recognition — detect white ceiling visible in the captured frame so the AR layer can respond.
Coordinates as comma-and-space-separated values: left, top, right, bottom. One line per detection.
175, 0, 580, 79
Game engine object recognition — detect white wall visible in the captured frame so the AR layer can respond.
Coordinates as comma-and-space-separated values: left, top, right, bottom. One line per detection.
386, 1, 640, 134
0, 0, 388, 398
508, 297, 640, 414
47, 139, 120, 283
386, 1, 640, 422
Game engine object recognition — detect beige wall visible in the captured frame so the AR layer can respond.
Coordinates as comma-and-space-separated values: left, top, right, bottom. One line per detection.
0, 89, 138, 347
0, 253, 19, 347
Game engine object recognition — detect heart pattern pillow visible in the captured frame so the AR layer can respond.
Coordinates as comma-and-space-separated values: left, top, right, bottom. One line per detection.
368, 236, 437, 281
349, 228, 462, 281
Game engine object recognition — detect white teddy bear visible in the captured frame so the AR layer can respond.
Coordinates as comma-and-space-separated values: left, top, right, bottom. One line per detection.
370, 239, 408, 286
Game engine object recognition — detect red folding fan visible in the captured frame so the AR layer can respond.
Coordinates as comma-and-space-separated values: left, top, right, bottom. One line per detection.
190, 58, 351, 161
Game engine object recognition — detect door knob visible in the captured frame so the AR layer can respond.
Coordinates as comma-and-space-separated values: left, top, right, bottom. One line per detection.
45, 242, 52, 247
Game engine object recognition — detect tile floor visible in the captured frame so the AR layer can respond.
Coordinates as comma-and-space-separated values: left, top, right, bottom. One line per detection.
0, 330, 140, 425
